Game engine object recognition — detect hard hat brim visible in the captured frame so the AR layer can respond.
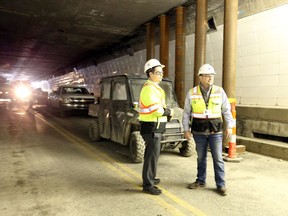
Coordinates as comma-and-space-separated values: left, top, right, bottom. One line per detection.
198, 72, 216, 76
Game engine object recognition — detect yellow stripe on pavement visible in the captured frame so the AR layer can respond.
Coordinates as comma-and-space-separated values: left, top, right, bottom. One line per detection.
37, 114, 206, 216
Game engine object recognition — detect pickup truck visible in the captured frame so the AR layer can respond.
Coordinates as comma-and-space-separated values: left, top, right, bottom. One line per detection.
48, 85, 95, 116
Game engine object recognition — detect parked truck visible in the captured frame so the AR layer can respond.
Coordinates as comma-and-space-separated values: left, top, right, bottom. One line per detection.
48, 85, 95, 116
88, 74, 194, 163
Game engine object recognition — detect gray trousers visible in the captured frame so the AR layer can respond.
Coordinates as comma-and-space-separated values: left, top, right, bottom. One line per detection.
141, 132, 162, 189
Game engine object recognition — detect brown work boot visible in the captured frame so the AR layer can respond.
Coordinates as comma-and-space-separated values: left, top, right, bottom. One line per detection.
187, 180, 206, 189
217, 186, 227, 196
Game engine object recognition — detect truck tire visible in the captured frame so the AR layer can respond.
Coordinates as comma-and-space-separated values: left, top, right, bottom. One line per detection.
58, 102, 66, 117
129, 131, 145, 163
179, 139, 195, 157
59, 109, 66, 117
89, 118, 101, 141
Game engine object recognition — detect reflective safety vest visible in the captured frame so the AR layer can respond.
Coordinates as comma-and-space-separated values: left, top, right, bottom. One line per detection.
190, 85, 222, 119
139, 80, 167, 123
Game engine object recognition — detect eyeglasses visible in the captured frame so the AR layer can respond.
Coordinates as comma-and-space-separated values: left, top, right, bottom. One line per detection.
201, 74, 214, 78
153, 71, 164, 75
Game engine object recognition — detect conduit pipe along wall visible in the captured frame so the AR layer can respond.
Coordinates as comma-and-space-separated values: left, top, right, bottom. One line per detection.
222, 0, 239, 159
223, 0, 237, 97
175, 6, 186, 108
193, 0, 208, 86
159, 14, 169, 77
145, 22, 155, 61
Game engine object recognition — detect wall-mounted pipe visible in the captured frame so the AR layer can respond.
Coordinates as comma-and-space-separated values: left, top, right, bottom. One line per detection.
175, 6, 186, 107
193, 0, 207, 86
145, 22, 155, 61
223, 0, 238, 97
159, 14, 169, 77
223, 0, 240, 161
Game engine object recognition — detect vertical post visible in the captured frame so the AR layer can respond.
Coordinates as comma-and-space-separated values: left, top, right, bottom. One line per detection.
160, 14, 169, 77
222, 0, 242, 162
223, 0, 237, 96
175, 6, 186, 108
194, 0, 207, 86
146, 23, 155, 61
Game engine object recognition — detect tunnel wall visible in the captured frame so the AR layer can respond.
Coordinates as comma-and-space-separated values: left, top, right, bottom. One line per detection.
48, 3, 288, 107
47, 3, 288, 139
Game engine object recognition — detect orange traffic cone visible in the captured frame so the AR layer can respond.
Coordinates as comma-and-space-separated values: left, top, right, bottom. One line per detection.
224, 98, 242, 162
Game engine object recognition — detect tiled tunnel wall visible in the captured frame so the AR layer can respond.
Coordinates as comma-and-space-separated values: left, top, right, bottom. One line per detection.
45, 4, 288, 139
48, 4, 288, 108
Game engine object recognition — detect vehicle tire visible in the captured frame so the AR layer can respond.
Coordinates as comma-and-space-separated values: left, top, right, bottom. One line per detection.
129, 131, 145, 163
59, 109, 66, 117
179, 139, 195, 157
59, 102, 66, 117
89, 118, 101, 141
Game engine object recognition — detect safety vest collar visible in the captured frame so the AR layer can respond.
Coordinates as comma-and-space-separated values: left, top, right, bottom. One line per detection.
144, 79, 162, 91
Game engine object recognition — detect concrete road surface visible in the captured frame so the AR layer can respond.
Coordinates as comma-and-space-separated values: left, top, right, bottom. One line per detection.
0, 106, 288, 216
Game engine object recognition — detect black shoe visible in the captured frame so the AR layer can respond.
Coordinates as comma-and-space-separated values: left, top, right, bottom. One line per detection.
217, 186, 227, 196
143, 186, 162, 195
187, 180, 206, 189
154, 178, 160, 185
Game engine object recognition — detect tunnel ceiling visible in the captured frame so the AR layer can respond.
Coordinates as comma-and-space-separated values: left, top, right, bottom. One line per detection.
0, 0, 223, 82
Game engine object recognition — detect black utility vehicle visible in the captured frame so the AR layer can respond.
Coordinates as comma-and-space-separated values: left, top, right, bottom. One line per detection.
88, 74, 194, 163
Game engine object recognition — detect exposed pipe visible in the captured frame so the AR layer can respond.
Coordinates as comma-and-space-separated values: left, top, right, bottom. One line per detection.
159, 14, 169, 77
175, 6, 186, 108
145, 22, 155, 61
223, 0, 238, 97
222, 0, 241, 161
193, 0, 208, 86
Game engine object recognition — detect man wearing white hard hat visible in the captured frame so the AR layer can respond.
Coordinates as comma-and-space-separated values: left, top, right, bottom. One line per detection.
182, 63, 234, 196
139, 59, 173, 195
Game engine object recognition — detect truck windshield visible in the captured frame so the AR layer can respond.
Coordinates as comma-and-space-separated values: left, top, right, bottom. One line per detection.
63, 87, 89, 94
129, 79, 179, 108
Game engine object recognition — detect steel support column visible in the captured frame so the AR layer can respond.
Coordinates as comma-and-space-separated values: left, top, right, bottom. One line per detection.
222, 0, 242, 162
175, 6, 186, 107
145, 22, 155, 61
223, 0, 238, 97
193, 0, 207, 86
159, 14, 169, 77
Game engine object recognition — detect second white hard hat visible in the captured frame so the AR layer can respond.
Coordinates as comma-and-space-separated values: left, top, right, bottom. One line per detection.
144, 59, 165, 73
198, 64, 216, 75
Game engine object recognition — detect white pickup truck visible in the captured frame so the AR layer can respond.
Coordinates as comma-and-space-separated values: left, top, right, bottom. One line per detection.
48, 85, 95, 116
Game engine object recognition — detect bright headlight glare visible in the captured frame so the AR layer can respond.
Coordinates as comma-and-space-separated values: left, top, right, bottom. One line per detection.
15, 86, 31, 99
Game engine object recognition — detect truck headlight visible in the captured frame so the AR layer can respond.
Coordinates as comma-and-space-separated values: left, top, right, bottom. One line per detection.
63, 98, 71, 103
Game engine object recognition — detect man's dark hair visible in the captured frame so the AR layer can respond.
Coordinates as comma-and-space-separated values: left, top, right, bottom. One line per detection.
145, 67, 156, 77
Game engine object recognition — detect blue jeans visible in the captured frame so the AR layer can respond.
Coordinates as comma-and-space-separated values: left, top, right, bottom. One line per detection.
193, 133, 225, 188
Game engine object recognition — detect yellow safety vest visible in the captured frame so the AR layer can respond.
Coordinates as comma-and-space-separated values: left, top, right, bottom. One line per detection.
139, 80, 167, 123
190, 85, 222, 119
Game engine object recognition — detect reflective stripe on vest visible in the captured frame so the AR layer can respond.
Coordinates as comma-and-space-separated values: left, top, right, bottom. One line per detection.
139, 102, 162, 114
190, 85, 222, 119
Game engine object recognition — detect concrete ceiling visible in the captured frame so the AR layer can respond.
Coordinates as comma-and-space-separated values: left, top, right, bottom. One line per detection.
0, 0, 223, 82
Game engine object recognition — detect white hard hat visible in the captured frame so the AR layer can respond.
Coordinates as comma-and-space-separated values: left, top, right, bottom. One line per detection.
198, 64, 216, 75
144, 59, 165, 73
